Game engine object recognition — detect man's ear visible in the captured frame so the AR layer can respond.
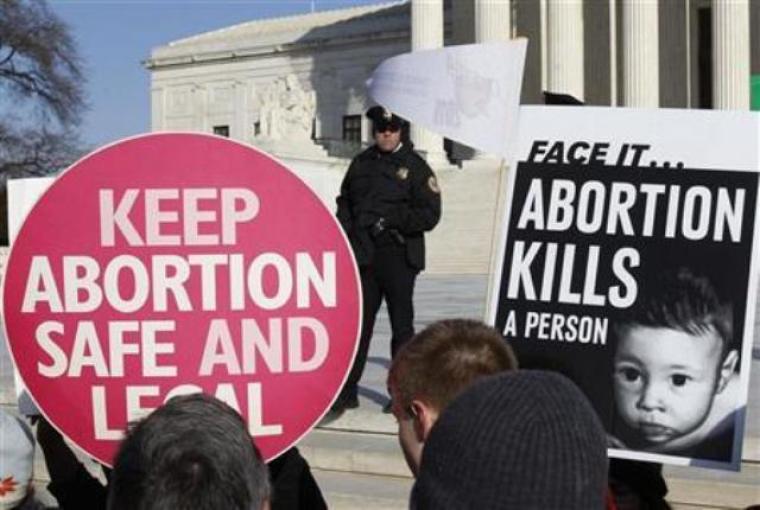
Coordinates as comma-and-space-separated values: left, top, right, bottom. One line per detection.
410, 400, 439, 442
717, 349, 739, 393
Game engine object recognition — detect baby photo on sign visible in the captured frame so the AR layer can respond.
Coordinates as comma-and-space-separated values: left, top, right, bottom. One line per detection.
492, 153, 758, 470
490, 107, 760, 471
609, 267, 740, 462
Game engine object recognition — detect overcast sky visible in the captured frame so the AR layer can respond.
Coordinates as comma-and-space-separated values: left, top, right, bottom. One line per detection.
50, 0, 383, 148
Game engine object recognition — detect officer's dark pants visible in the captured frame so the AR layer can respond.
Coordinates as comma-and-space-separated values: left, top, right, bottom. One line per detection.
341, 241, 418, 401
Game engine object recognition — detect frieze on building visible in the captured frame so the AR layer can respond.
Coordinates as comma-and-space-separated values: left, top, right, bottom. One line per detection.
255, 74, 316, 142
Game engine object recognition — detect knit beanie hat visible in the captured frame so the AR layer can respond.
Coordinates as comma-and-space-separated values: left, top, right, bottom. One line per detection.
0, 410, 35, 509
411, 370, 608, 510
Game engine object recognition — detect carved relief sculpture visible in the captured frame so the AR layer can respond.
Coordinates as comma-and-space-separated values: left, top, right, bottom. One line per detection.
255, 74, 316, 142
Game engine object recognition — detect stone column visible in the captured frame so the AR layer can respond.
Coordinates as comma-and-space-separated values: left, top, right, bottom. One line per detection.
622, 0, 659, 107
193, 84, 208, 132
713, 0, 750, 110
233, 81, 247, 141
411, 0, 447, 164
546, 0, 584, 101
150, 87, 165, 131
475, 0, 511, 42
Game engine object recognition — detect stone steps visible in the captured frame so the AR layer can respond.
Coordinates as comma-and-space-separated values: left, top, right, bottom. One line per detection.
304, 413, 410, 509
664, 460, 760, 509
25, 422, 760, 510
311, 469, 411, 510
300, 408, 760, 510
302, 431, 408, 479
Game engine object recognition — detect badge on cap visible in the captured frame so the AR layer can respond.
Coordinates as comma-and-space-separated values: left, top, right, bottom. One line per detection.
382, 107, 392, 121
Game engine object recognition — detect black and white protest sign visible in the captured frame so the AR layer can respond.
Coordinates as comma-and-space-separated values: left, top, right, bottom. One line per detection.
488, 106, 760, 470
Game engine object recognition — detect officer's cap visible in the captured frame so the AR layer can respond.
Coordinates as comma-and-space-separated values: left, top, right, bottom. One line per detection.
366, 105, 403, 132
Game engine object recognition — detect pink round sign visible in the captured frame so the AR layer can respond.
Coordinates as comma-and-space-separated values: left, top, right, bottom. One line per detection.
2, 133, 361, 464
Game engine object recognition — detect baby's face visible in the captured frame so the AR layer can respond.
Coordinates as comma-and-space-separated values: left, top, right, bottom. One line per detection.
613, 325, 723, 448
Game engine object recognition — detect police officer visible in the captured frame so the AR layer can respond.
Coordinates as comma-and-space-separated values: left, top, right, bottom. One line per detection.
329, 106, 441, 419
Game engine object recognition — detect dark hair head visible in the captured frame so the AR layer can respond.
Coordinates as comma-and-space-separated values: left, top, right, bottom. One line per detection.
108, 393, 270, 510
616, 267, 733, 355
388, 319, 518, 414
412, 370, 608, 509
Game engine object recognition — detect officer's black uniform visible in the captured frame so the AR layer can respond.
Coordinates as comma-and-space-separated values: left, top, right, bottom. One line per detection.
334, 107, 441, 410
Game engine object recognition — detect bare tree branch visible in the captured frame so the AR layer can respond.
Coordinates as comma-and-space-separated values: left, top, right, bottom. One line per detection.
0, 47, 15, 67
0, 0, 86, 126
0, 0, 88, 242
0, 122, 86, 177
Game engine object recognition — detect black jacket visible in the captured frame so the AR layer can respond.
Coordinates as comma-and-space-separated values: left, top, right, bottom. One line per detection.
336, 142, 441, 270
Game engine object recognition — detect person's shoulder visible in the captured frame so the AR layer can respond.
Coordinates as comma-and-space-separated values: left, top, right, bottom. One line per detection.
401, 145, 433, 174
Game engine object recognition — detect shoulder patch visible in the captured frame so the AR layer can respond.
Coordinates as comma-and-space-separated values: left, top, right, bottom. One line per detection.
427, 176, 440, 194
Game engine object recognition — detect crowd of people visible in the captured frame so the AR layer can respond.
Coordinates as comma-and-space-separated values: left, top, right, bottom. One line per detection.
0, 319, 667, 510
4, 317, 760, 509
1, 396, 325, 510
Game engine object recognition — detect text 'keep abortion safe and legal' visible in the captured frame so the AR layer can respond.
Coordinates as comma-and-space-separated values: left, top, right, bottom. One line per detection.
20, 187, 338, 440
500, 140, 751, 346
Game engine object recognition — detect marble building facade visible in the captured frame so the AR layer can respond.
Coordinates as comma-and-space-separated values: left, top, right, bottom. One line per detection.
146, 0, 760, 161
145, 0, 760, 274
